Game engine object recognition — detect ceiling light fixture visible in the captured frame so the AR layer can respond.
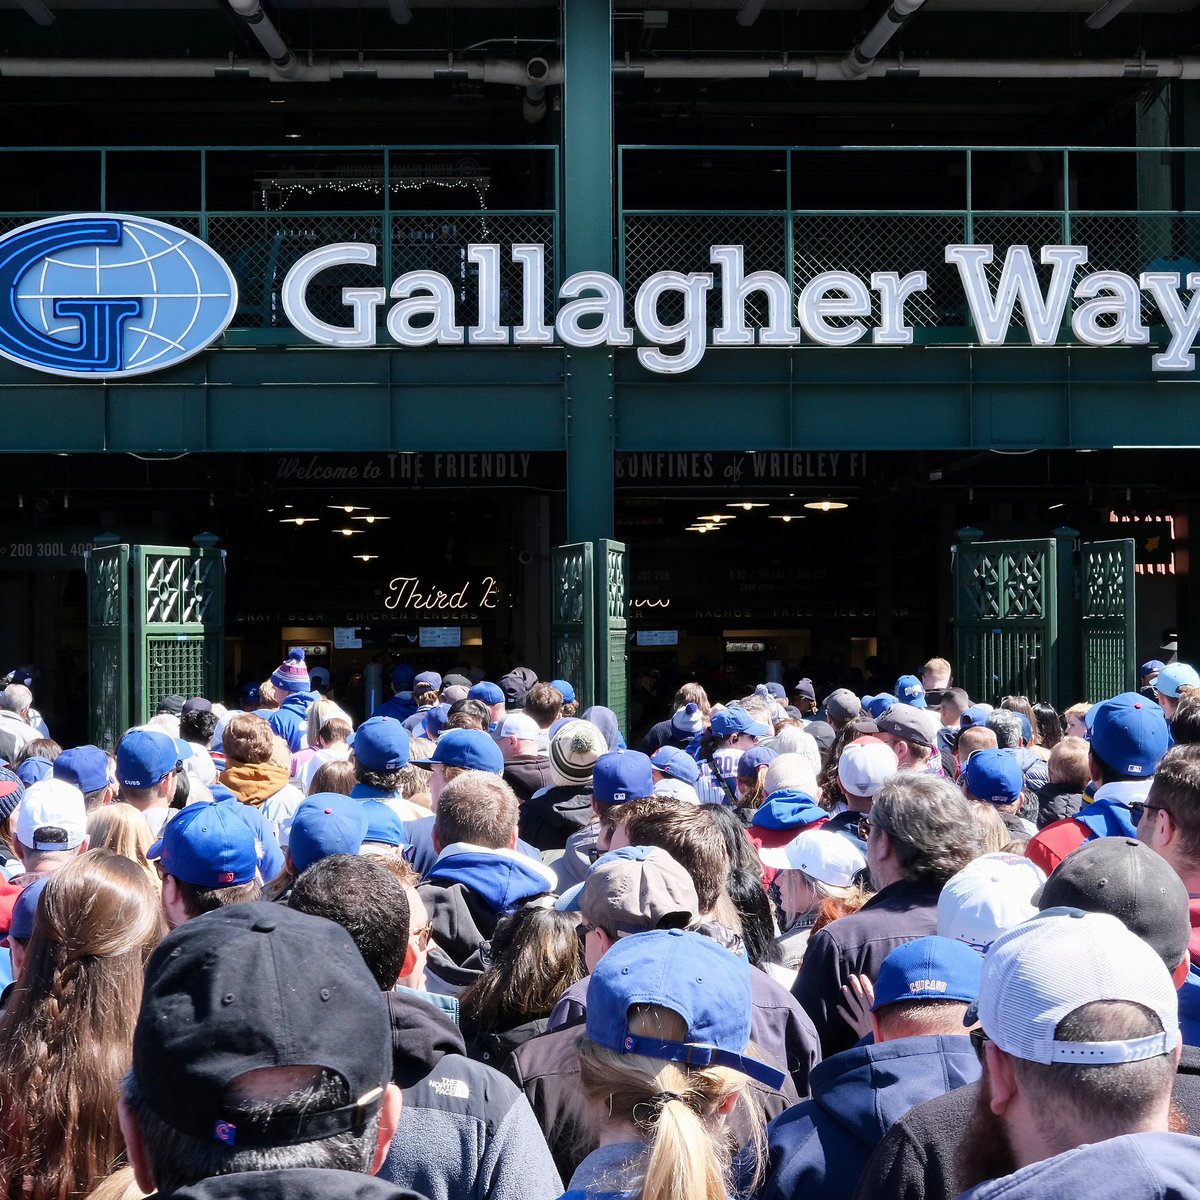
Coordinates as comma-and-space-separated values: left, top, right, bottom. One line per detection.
329, 504, 368, 513
803, 500, 850, 512
352, 514, 391, 523
280, 516, 318, 525
333, 527, 363, 536
354, 554, 380, 562
727, 502, 768, 511
769, 514, 806, 523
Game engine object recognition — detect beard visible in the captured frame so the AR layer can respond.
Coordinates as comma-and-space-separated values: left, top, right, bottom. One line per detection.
956, 1075, 1019, 1193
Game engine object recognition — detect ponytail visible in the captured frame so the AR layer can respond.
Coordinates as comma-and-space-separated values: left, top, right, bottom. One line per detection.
640, 1082, 729, 1200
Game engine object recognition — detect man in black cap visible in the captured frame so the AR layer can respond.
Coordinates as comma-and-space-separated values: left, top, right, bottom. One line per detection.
117, 902, 417, 1200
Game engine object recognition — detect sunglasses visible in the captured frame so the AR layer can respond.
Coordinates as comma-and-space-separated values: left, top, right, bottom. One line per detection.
1129, 802, 1165, 825
969, 1027, 990, 1061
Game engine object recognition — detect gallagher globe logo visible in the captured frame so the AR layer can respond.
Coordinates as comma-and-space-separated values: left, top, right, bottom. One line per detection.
0, 213, 238, 379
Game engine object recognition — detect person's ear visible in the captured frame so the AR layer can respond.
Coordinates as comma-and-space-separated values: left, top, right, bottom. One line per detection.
369, 1083, 403, 1175
716, 1090, 740, 1117
400, 940, 417, 980
431, 827, 442, 854
984, 1042, 1018, 1115
118, 1095, 156, 1194
1174, 952, 1192, 991
75, 836, 90, 856
868, 1011, 884, 1044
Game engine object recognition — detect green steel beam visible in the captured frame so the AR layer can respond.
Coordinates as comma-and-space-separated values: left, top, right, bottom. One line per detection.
561, 0, 615, 546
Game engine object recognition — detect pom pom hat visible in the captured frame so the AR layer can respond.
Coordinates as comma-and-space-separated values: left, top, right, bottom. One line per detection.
271, 648, 311, 694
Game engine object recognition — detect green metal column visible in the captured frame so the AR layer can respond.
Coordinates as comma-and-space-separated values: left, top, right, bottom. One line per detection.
561, 0, 615, 546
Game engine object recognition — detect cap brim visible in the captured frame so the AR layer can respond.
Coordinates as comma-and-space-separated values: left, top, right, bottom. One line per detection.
146, 836, 165, 861
555, 883, 585, 912
757, 845, 794, 870
409, 759, 435, 770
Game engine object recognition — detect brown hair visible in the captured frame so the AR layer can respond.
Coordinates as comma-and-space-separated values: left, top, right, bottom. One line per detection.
434, 772, 519, 848
459, 905, 584, 1041
307, 758, 355, 796
1000, 696, 1040, 745
1048, 735, 1090, 789
171, 877, 262, 921
86, 805, 160, 895
222, 713, 275, 765
0, 850, 164, 1200
14, 738, 62, 766
1146, 744, 1200, 865
317, 718, 352, 747
524, 683, 564, 728
623, 806, 730, 915
673, 683, 711, 716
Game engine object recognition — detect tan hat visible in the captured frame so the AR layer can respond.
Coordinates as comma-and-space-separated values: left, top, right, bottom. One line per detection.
558, 845, 698, 936
548, 719, 607, 787
876, 704, 941, 749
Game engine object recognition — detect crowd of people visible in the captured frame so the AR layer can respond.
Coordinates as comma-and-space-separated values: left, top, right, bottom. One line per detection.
2, 647, 1200, 1200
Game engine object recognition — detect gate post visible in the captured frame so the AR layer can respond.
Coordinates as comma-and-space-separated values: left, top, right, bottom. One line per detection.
1053, 526, 1080, 709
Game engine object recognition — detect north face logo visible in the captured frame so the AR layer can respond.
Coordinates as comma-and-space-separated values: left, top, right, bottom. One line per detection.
430, 1078, 470, 1099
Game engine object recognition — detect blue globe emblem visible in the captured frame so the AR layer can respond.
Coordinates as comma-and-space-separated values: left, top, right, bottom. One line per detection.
0, 213, 238, 379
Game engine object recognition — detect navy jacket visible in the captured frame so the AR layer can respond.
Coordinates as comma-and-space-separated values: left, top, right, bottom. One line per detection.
755, 1035, 980, 1200
957, 1132, 1200, 1200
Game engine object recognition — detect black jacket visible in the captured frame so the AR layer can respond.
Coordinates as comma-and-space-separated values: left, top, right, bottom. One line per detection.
791, 878, 941, 1058
518, 784, 595, 851
502, 756, 555, 805
851, 1043, 1200, 1200
152, 1169, 425, 1200
1036, 782, 1086, 828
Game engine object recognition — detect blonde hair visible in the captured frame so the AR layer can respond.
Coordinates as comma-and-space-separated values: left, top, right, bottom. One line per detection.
970, 802, 1009, 854
1048, 735, 1090, 789
87, 804, 160, 894
305, 699, 352, 748
577, 1005, 763, 1200
1064, 702, 1090, 727
84, 1166, 148, 1200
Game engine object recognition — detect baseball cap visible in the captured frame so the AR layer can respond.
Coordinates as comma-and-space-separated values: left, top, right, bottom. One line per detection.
557, 846, 699, 935
938, 853, 1046, 953
1035, 836, 1190, 970
414, 728, 504, 774
147, 800, 259, 888
549, 679, 576, 705
287, 794, 368, 874
1141, 659, 1166, 677
824, 688, 861, 723
548, 720, 607, 787
3, 876, 47, 946
414, 671, 442, 693
757, 827, 867, 886
14, 757, 52, 787
1088, 694, 1168, 777
737, 745, 778, 780
970, 908, 1179, 1065
359, 799, 407, 849
895, 675, 928, 708
1155, 662, 1200, 699
961, 748, 1024, 805
351, 716, 411, 773
15, 778, 87, 851
652, 778, 701, 805
498, 711, 541, 742
53, 745, 109, 795
764, 682, 787, 701
585, 928, 786, 1090
793, 679, 816, 701
468, 682, 504, 706
710, 707, 771, 739
873, 936, 983, 1009
593, 749, 654, 805
182, 696, 213, 715
864, 693, 899, 720
441, 686, 469, 705
498, 669, 536, 708
876, 705, 941, 749
117, 728, 181, 789
391, 663, 415, 691
442, 673, 471, 689
156, 694, 186, 716
959, 705, 993, 728
421, 704, 452, 740
837, 740, 898, 799
133, 902, 392, 1146
649, 746, 700, 786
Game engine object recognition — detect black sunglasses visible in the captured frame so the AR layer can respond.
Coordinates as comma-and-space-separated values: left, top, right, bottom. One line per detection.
969, 1027, 990, 1061
1129, 801, 1164, 824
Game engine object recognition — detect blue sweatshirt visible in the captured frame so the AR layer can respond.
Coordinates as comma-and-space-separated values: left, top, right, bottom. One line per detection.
756, 1034, 980, 1200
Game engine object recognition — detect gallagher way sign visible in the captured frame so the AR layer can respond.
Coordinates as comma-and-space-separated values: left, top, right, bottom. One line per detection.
1, 214, 1199, 379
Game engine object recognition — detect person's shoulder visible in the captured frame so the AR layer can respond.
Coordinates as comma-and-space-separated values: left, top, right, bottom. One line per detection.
159, 1167, 431, 1200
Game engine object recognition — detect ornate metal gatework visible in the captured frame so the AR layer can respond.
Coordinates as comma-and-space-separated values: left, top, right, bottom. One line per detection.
597, 540, 628, 735
1081, 539, 1136, 701
85, 542, 130, 749
552, 542, 594, 712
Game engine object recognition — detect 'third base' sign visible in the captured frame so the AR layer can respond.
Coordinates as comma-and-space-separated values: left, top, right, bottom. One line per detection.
282, 242, 1200, 374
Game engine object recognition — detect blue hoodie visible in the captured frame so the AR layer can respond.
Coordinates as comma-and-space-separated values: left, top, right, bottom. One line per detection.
756, 1035, 981, 1200
267, 689, 320, 753
426, 846, 558, 912
751, 789, 828, 831
957, 1131, 1200, 1200
1180, 967, 1200, 1048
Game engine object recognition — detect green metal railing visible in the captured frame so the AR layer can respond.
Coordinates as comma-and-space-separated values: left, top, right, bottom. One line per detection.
619, 145, 1200, 334
0, 145, 559, 344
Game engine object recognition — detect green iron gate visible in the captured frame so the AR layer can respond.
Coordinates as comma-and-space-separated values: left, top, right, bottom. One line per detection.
597, 540, 628, 735
552, 542, 595, 712
1080, 538, 1137, 701
86, 539, 226, 744
85, 541, 130, 750
954, 537, 1059, 706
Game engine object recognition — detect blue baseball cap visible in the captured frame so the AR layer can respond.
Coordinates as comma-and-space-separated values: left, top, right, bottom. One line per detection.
585, 928, 786, 1090
360, 799, 407, 849
391, 663, 415, 691
764, 682, 788, 701
147, 801, 259, 889
422, 704, 452, 740
288, 794, 368, 874
593, 749, 654, 805
960, 705, 992, 729
710, 707, 771, 739
865, 693, 899, 720
4, 876, 47, 946
15, 757, 52, 787
53, 745, 109, 795
895, 675, 928, 708
1155, 662, 1200, 700
418, 728, 504, 774
737, 745, 778, 780
549, 679, 576, 705
414, 671, 442, 693
117, 728, 182, 789
352, 716, 411, 772
468, 682, 504, 706
871, 935, 983, 1009
1141, 659, 1166, 677
961, 748, 1024, 805
649, 746, 700, 786
1089, 695, 1169, 777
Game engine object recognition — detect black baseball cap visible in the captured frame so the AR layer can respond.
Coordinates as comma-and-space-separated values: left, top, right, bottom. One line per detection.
132, 902, 391, 1148
1035, 837, 1190, 971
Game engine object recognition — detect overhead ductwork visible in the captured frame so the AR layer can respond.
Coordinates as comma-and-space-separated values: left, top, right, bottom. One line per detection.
840, 0, 928, 79
226, 0, 300, 80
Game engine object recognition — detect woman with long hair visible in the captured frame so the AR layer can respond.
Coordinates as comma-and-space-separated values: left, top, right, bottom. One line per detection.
86, 804, 160, 895
459, 902, 585, 1082
561, 929, 775, 1200
0, 849, 165, 1200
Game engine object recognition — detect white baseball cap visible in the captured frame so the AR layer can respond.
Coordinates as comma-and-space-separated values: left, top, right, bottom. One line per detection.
938, 853, 1045, 954
497, 711, 541, 742
758, 828, 866, 887
16, 778, 87, 852
651, 777, 701, 806
972, 908, 1179, 1065
837, 740, 899, 799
